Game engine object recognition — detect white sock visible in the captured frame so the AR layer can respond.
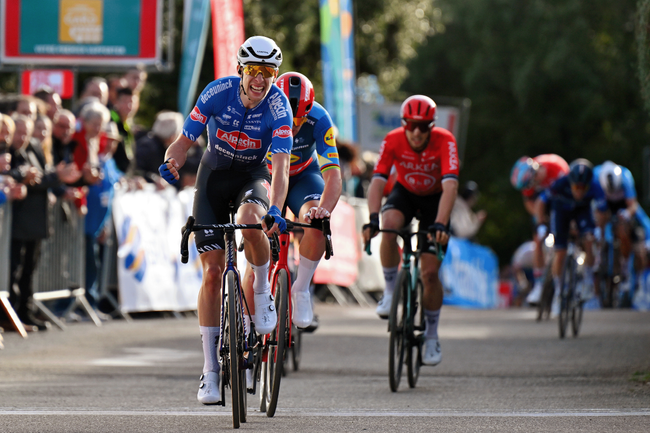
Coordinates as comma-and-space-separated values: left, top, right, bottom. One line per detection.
251, 261, 270, 294
200, 326, 220, 374
553, 276, 561, 298
383, 266, 399, 296
424, 309, 441, 340
293, 255, 320, 293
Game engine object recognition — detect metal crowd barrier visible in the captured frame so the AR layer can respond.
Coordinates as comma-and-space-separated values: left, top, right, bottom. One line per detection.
32, 199, 101, 329
0, 201, 28, 337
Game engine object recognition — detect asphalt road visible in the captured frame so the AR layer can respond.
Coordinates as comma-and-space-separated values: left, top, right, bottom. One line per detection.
1, 304, 649, 432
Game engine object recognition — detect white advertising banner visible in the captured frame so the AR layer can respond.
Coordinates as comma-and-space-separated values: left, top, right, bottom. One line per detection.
112, 187, 202, 313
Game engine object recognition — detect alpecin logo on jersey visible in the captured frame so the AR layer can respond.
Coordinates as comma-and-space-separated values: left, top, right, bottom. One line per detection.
273, 125, 292, 139
217, 129, 261, 150
190, 106, 207, 124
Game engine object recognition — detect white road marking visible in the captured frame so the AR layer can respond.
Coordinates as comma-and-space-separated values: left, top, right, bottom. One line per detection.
0, 409, 648, 417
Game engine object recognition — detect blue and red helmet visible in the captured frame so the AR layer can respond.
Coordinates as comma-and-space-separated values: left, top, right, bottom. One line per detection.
510, 156, 538, 190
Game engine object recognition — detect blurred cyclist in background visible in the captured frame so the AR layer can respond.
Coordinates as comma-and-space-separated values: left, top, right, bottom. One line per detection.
535, 159, 607, 315
510, 154, 569, 304
593, 161, 650, 296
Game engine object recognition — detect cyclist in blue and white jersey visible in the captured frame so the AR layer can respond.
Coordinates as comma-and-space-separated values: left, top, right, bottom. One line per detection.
535, 159, 608, 315
594, 161, 650, 291
159, 36, 293, 405
243, 72, 342, 330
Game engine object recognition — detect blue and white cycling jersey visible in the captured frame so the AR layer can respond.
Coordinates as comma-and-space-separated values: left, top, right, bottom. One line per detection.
182, 76, 293, 171
593, 164, 636, 203
593, 164, 650, 241
540, 175, 608, 212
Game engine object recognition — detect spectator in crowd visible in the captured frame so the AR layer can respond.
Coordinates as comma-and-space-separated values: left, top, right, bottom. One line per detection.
1, 113, 15, 153
51, 109, 76, 164
75, 77, 109, 116
84, 121, 123, 314
106, 74, 128, 110
33, 114, 54, 166
450, 181, 487, 241
135, 111, 184, 188
337, 139, 365, 198
33, 87, 62, 121
0, 114, 27, 205
110, 87, 137, 174
123, 66, 148, 95
67, 101, 110, 215
13, 95, 41, 122
8, 114, 81, 330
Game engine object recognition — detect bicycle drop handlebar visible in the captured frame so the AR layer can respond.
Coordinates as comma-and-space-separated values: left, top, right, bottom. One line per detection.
180, 215, 333, 264
364, 228, 445, 262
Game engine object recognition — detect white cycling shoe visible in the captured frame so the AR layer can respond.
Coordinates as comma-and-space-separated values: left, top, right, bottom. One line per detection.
197, 371, 220, 405
292, 291, 313, 328
526, 281, 543, 305
422, 338, 442, 366
375, 293, 393, 319
254, 292, 277, 335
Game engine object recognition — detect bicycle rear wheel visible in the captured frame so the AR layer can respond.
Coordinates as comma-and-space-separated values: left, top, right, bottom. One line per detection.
225, 272, 241, 428
407, 278, 424, 388
265, 269, 289, 417
389, 269, 408, 392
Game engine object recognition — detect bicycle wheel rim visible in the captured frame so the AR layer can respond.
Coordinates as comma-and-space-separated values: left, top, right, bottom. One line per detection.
226, 272, 240, 428
558, 258, 572, 339
266, 269, 288, 417
407, 278, 424, 388
389, 270, 408, 392
292, 326, 301, 371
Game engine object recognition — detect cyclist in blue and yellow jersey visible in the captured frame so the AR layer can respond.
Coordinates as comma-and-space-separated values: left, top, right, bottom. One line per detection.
593, 161, 650, 294
535, 159, 608, 315
243, 72, 342, 330
159, 36, 293, 405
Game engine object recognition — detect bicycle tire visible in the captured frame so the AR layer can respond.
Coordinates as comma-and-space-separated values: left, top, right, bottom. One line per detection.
265, 268, 289, 417
389, 269, 408, 392
571, 270, 584, 337
225, 272, 240, 428
259, 347, 268, 413
558, 255, 574, 339
291, 325, 302, 371
407, 277, 424, 388
235, 287, 247, 423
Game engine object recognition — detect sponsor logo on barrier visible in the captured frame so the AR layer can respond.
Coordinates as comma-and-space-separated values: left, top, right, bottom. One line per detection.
216, 129, 262, 150
190, 107, 207, 124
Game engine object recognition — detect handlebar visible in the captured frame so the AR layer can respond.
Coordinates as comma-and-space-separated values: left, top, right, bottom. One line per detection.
364, 228, 445, 262
180, 215, 333, 264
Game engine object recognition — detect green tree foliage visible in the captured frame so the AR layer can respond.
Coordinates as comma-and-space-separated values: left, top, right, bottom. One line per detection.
402, 0, 649, 263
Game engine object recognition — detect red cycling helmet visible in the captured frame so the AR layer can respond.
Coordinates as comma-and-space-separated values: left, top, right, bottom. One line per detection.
400, 95, 437, 124
276, 72, 315, 119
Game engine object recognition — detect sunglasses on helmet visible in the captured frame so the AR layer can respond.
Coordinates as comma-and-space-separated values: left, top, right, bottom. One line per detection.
242, 64, 278, 79
402, 120, 433, 133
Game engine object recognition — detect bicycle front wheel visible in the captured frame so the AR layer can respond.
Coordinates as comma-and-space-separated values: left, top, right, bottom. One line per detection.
389, 269, 408, 392
558, 256, 575, 339
265, 268, 289, 417
291, 325, 302, 371
225, 272, 241, 428
407, 277, 424, 388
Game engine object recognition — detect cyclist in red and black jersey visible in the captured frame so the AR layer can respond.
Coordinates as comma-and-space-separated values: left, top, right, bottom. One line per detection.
363, 95, 459, 367
510, 154, 569, 304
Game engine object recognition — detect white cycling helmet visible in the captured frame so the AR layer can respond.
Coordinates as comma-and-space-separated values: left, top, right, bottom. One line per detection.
237, 36, 283, 68
598, 160, 623, 195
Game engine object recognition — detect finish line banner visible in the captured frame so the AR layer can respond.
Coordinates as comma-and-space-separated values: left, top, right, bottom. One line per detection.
440, 237, 499, 309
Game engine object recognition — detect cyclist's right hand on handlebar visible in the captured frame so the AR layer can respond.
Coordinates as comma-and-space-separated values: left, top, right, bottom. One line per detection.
362, 212, 380, 240
158, 158, 179, 185
263, 205, 287, 234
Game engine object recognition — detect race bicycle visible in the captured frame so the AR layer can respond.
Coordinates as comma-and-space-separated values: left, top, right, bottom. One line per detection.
365, 227, 444, 392
558, 233, 585, 339
180, 205, 274, 428
259, 216, 333, 417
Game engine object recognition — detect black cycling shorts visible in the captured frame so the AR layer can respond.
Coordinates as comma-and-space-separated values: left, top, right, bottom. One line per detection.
193, 161, 272, 252
381, 181, 448, 255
